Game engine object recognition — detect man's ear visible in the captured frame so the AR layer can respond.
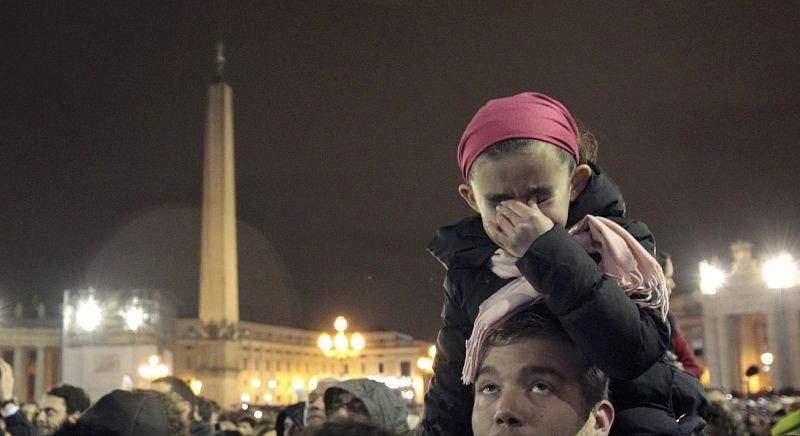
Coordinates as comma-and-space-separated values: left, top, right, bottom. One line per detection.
569, 164, 592, 201
458, 183, 481, 214
592, 400, 614, 435
68, 411, 81, 424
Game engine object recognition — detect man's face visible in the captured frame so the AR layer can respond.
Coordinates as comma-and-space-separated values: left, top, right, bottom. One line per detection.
472, 337, 608, 436
326, 390, 370, 424
461, 143, 579, 241
36, 395, 71, 435
307, 388, 327, 427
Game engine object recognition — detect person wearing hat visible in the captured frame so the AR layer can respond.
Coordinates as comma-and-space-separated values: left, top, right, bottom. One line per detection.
324, 379, 409, 434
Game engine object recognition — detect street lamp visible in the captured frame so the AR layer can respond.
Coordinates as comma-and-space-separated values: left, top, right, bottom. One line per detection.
699, 261, 725, 295
317, 316, 365, 359
138, 355, 169, 380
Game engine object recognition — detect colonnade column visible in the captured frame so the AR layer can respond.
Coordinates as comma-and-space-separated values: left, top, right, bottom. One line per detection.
34, 346, 46, 400
12, 347, 24, 400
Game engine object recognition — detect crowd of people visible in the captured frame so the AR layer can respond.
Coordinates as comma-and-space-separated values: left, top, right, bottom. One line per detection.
1, 91, 798, 435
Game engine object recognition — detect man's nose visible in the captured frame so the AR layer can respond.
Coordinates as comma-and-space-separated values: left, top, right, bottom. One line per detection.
493, 392, 525, 427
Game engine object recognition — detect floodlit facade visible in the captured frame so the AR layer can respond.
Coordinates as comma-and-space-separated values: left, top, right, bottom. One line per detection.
671, 241, 800, 393
175, 319, 433, 408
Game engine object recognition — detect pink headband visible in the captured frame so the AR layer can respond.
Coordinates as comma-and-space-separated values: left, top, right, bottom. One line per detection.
457, 92, 580, 182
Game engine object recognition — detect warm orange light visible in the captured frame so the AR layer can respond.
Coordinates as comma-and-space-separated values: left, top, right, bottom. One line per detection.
334, 316, 348, 332
190, 380, 203, 396
417, 357, 433, 372
318, 333, 333, 351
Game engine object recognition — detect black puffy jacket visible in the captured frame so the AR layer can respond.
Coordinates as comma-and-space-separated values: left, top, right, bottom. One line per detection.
422, 162, 707, 435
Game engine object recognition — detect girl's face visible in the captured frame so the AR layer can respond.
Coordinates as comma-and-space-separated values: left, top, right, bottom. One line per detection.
460, 142, 587, 235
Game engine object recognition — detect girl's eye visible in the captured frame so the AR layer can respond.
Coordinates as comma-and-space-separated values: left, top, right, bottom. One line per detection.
531, 383, 550, 394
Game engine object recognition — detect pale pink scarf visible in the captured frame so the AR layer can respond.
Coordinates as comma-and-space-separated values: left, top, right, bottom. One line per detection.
461, 215, 668, 384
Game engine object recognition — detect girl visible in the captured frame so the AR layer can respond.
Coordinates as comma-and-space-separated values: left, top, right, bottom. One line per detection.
423, 92, 706, 435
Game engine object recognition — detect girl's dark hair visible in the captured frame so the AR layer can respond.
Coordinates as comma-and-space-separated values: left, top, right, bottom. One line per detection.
468, 121, 598, 182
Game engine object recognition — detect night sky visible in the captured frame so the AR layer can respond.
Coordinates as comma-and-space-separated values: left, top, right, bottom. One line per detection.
2, 2, 799, 341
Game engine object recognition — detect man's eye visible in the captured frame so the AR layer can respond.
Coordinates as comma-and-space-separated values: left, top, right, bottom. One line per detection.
478, 383, 498, 394
531, 383, 550, 394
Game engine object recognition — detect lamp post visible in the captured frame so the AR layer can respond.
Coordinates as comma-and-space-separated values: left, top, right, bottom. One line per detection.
763, 253, 797, 391
317, 316, 365, 360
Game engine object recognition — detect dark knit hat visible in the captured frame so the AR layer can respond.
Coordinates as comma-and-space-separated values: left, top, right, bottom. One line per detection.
77, 390, 172, 436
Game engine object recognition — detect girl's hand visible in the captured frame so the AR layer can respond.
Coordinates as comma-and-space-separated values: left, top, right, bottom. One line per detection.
486, 200, 554, 257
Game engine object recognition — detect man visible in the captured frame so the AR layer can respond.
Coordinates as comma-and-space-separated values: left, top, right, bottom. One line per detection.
471, 304, 614, 436
324, 379, 409, 434
306, 377, 339, 428
59, 389, 185, 435
35, 384, 90, 435
1, 358, 36, 436
151, 376, 212, 436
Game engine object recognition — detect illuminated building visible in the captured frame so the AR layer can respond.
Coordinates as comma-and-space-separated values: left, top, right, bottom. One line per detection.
672, 241, 800, 393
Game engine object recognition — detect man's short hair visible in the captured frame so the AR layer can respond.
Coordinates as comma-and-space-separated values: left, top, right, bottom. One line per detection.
46, 385, 90, 415
151, 376, 196, 408
487, 303, 609, 407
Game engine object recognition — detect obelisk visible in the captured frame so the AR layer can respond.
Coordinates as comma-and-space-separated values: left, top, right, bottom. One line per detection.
197, 41, 240, 407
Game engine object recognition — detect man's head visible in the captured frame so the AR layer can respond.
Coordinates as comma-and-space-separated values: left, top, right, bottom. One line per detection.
71, 389, 183, 436
36, 384, 90, 435
151, 376, 196, 427
323, 379, 408, 433
471, 304, 614, 436
307, 377, 339, 428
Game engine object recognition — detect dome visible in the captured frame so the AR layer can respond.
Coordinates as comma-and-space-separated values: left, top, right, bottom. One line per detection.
85, 207, 300, 326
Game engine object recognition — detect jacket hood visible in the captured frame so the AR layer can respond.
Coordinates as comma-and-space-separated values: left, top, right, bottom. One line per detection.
428, 161, 627, 269
77, 390, 172, 436
324, 379, 409, 433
